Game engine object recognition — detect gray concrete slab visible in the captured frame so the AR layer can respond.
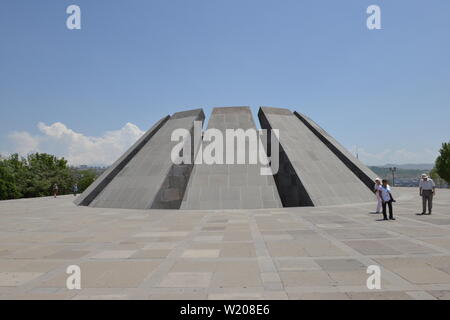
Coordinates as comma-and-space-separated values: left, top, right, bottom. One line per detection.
293, 112, 378, 191
87, 109, 204, 209
181, 107, 282, 209
74, 115, 170, 207
258, 107, 375, 207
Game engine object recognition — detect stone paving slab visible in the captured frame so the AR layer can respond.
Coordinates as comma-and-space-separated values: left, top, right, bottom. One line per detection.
0, 272, 44, 287
0, 187, 449, 299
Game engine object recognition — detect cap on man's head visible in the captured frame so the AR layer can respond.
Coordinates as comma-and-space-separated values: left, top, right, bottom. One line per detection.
375, 177, 381, 181
421, 173, 428, 179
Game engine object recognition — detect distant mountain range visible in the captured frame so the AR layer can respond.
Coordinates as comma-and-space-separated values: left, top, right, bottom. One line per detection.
368, 164, 435, 181
377, 164, 434, 170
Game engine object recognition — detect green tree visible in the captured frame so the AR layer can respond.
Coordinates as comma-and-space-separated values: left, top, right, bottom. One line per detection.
430, 167, 445, 188
0, 153, 75, 199
0, 154, 27, 199
0, 158, 21, 200
76, 169, 97, 193
435, 142, 450, 185
22, 153, 73, 197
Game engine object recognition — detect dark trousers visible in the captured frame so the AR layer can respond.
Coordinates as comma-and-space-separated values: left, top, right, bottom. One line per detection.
382, 200, 393, 219
422, 190, 433, 213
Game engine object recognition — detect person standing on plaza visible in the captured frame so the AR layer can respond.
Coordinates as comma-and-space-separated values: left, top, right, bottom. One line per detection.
374, 178, 382, 213
419, 173, 436, 215
72, 183, 78, 197
379, 179, 395, 221
53, 183, 59, 198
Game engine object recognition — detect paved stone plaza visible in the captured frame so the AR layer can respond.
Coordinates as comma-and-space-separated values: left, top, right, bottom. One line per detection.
1, 187, 450, 300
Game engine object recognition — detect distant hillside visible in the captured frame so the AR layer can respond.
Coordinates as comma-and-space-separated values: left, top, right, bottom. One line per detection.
379, 163, 434, 170
369, 166, 426, 179
369, 165, 448, 188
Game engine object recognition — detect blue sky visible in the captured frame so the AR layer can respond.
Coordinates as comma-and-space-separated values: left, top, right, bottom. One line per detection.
0, 0, 449, 165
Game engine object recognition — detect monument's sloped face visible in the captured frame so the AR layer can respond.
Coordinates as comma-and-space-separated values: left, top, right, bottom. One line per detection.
293, 112, 378, 191
75, 106, 377, 210
181, 107, 283, 210
259, 107, 375, 207
74, 115, 171, 207
79, 109, 205, 210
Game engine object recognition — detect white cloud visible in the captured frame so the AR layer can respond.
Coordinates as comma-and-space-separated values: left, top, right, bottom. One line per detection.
8, 131, 40, 155
346, 145, 438, 166
5, 122, 145, 166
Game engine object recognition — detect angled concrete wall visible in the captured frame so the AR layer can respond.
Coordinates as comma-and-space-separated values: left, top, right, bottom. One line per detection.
81, 109, 204, 210
149, 110, 205, 209
258, 108, 314, 207
74, 115, 170, 207
259, 107, 375, 207
181, 107, 282, 210
293, 112, 378, 191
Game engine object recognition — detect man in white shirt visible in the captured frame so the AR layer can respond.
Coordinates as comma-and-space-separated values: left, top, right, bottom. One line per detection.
419, 173, 436, 215
379, 179, 395, 221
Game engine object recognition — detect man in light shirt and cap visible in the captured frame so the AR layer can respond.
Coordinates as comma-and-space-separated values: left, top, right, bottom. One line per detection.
419, 173, 436, 215
379, 179, 395, 221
